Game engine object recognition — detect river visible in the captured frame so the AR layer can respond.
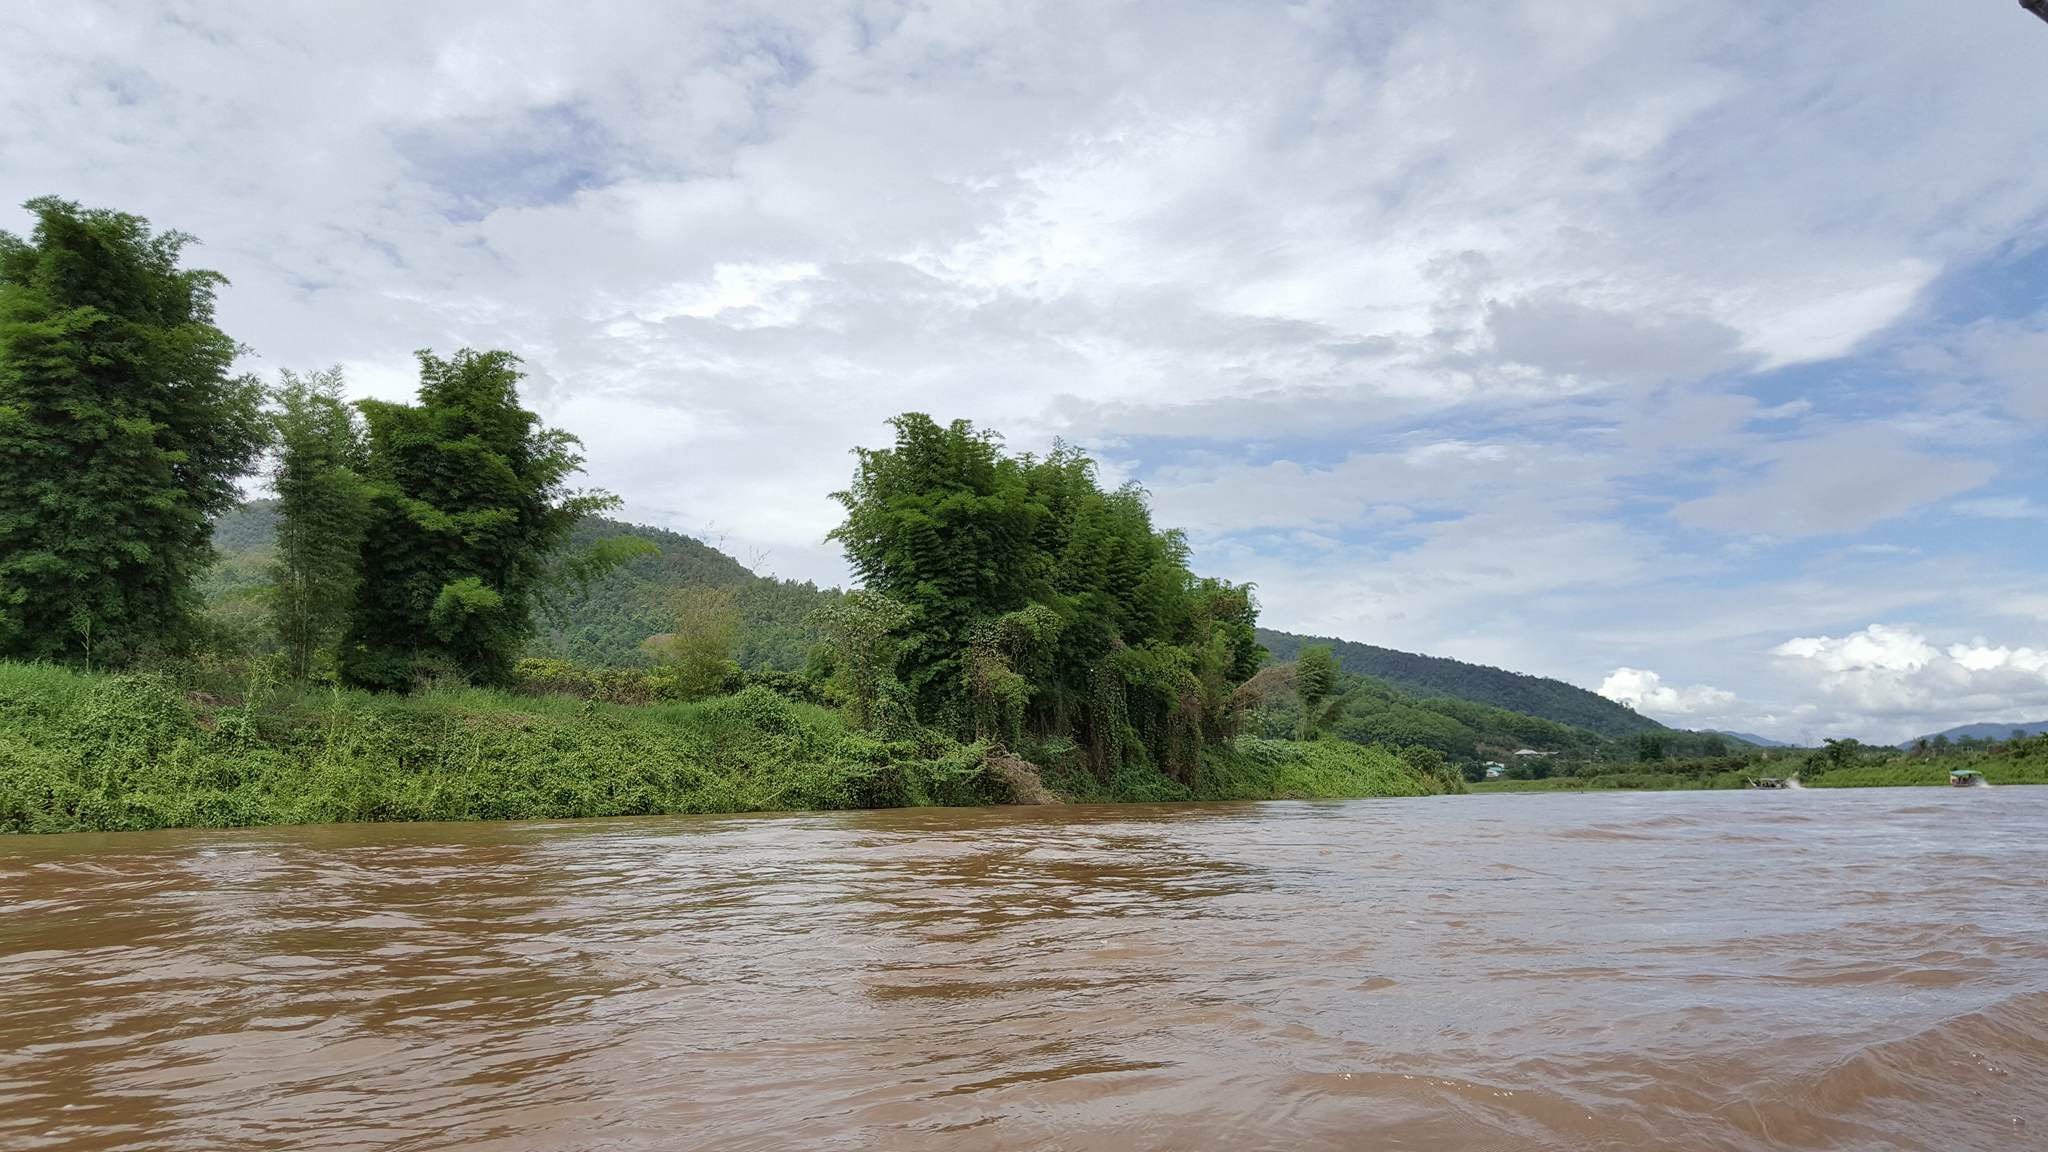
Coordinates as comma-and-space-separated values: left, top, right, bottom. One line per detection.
3, 789, 2044, 1151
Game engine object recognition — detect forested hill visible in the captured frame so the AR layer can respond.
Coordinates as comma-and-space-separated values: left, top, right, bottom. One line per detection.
1256, 628, 1666, 739
542, 516, 836, 670
213, 501, 1661, 741
210, 502, 836, 671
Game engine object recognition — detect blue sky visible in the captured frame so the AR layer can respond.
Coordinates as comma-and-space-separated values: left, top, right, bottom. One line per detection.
2, 0, 2043, 741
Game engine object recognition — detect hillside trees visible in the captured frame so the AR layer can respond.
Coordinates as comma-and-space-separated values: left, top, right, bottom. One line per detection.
0, 198, 266, 664
1295, 645, 1339, 739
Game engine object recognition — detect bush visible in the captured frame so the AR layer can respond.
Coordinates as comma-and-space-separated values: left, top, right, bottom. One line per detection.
1, 660, 1477, 835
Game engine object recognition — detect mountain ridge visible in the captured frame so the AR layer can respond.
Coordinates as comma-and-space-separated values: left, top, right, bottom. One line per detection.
1254, 628, 1666, 739
1902, 720, 2048, 748
1709, 730, 1793, 748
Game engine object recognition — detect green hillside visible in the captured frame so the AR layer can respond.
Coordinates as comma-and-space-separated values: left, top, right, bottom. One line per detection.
1253, 669, 1613, 761
1257, 628, 1665, 739
212, 504, 1675, 760
210, 502, 836, 672
542, 516, 836, 671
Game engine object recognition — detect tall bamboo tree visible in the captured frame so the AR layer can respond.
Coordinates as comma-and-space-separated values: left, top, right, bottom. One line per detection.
340, 348, 616, 690
0, 197, 266, 665
269, 367, 369, 680
829, 414, 1263, 778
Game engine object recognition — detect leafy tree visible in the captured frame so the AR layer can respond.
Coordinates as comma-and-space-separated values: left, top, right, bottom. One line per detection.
1295, 645, 1339, 739
268, 368, 369, 680
965, 603, 1064, 744
829, 414, 1041, 719
643, 585, 742, 699
810, 589, 915, 729
829, 414, 1265, 780
1819, 737, 1863, 770
340, 349, 617, 690
1395, 744, 1464, 792
0, 197, 266, 665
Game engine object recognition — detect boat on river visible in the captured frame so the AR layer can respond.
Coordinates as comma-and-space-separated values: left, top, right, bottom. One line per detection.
1950, 769, 1985, 788
1747, 776, 1787, 789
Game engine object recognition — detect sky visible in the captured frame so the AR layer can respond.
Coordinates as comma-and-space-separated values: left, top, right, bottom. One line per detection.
2, 0, 2044, 744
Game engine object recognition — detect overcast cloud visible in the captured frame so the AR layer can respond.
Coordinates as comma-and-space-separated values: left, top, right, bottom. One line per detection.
3, 0, 2044, 743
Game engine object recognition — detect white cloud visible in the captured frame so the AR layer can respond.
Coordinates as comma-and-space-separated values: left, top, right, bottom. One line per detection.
3, 0, 2045, 734
1599, 667, 1738, 718
1772, 624, 2048, 741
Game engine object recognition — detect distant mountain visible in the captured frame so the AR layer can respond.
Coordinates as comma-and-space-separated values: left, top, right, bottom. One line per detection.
211, 498, 281, 552
1902, 720, 2048, 748
1256, 629, 1667, 739
1712, 730, 1794, 748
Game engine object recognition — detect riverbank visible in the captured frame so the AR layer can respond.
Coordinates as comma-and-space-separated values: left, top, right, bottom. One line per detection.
1471, 758, 2048, 793
0, 662, 1458, 835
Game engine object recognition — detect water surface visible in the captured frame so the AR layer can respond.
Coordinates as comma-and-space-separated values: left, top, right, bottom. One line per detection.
4, 790, 2044, 1150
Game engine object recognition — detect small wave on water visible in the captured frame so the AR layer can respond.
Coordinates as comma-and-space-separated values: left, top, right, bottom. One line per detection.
4, 790, 2047, 1151
1731, 989, 2048, 1149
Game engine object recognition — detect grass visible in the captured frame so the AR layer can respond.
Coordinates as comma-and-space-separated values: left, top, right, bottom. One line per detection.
1804, 760, 2048, 788
1196, 737, 1459, 801
0, 662, 1453, 835
1473, 751, 2048, 793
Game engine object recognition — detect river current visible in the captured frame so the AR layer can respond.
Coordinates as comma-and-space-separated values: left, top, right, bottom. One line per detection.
4, 789, 2044, 1150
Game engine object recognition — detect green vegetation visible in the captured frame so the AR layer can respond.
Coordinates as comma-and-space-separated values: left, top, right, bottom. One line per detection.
1471, 734, 2048, 792
213, 503, 842, 674
0, 663, 990, 833
541, 515, 836, 672
268, 368, 370, 681
341, 349, 639, 691
0, 197, 266, 666
1801, 736, 2048, 787
0, 197, 1462, 833
1246, 665, 1729, 777
21, 194, 2017, 836
1257, 628, 1666, 738
829, 415, 1262, 780
0, 661, 1458, 834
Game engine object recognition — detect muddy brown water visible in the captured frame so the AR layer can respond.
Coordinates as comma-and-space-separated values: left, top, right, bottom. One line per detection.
4, 790, 2045, 1151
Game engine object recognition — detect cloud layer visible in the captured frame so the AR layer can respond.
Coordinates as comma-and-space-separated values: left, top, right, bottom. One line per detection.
3, 0, 2044, 740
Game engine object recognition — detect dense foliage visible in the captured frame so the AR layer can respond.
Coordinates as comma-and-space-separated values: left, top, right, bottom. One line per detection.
268, 368, 370, 679
0, 661, 1455, 834
341, 349, 618, 690
830, 414, 1262, 781
0, 198, 266, 665
211, 504, 839, 674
